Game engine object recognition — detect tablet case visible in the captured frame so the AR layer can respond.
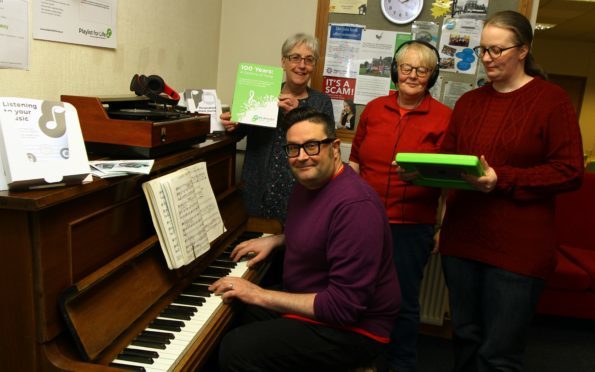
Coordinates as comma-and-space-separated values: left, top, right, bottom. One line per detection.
395, 153, 484, 189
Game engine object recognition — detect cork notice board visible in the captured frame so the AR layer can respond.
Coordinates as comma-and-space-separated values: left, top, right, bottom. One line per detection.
311, 0, 530, 141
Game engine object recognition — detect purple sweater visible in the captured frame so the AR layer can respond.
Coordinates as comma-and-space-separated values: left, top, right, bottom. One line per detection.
283, 165, 401, 339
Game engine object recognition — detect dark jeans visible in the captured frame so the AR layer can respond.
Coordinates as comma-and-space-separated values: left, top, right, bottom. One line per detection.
442, 255, 545, 372
386, 224, 434, 372
219, 305, 384, 372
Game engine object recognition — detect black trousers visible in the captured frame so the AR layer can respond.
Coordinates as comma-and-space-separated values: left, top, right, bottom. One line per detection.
218, 305, 384, 372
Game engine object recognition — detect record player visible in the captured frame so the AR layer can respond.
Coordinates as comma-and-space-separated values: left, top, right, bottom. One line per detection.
60, 94, 210, 158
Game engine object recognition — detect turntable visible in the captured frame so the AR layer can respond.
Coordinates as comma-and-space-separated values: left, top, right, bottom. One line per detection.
60, 95, 210, 158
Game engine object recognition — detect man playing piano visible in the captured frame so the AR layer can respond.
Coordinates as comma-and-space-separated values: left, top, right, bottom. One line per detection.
209, 107, 401, 371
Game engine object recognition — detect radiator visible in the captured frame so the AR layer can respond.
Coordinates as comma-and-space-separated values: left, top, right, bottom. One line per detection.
419, 254, 449, 326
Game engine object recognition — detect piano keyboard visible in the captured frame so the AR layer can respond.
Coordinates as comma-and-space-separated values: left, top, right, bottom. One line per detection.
110, 231, 266, 372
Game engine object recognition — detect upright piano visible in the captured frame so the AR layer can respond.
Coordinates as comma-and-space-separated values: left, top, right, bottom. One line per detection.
0, 136, 281, 371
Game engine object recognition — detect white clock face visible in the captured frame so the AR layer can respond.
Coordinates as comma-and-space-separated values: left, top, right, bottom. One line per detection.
381, 0, 423, 25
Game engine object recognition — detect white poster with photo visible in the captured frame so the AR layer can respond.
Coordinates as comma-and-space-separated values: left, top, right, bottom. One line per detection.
323, 24, 364, 78
442, 80, 474, 108
0, 0, 29, 70
353, 29, 397, 105
33, 0, 117, 48
438, 18, 483, 74
452, 0, 489, 20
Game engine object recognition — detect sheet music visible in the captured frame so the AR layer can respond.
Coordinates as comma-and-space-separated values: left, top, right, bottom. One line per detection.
163, 169, 210, 261
142, 161, 226, 269
187, 162, 227, 242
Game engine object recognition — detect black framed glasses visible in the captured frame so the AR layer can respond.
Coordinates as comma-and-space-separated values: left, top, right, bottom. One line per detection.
284, 138, 335, 158
285, 54, 316, 66
472, 44, 522, 59
399, 63, 431, 78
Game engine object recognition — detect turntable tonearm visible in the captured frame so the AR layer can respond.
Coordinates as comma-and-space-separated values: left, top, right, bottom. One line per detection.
61, 95, 210, 158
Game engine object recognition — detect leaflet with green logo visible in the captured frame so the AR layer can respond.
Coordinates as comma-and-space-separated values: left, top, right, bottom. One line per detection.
395, 153, 484, 190
231, 63, 283, 128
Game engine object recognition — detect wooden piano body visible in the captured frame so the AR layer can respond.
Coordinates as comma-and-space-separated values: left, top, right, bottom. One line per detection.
0, 136, 281, 371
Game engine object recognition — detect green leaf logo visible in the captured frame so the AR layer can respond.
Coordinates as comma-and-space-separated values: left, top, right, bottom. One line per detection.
106, 28, 112, 38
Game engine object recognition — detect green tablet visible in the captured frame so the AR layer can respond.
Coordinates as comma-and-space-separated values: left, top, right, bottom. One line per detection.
395, 153, 484, 189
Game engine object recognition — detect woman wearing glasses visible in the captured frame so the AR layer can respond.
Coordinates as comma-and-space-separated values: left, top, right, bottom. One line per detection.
439, 11, 584, 371
349, 40, 452, 372
220, 33, 333, 223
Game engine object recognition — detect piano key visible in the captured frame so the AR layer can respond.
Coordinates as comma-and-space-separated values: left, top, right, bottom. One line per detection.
111, 357, 171, 372
109, 362, 146, 371
159, 309, 192, 321
115, 353, 154, 364
173, 295, 205, 306
130, 339, 167, 350
140, 330, 175, 340
201, 267, 231, 277
123, 348, 159, 359
182, 285, 211, 297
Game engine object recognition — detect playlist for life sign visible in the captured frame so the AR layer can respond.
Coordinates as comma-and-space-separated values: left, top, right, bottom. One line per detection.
32, 0, 117, 49
231, 63, 283, 128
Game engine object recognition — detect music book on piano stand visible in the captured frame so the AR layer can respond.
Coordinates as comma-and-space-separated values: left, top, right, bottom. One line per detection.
142, 162, 226, 269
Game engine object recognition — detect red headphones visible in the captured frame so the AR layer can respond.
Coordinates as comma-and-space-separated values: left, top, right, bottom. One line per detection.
130, 74, 180, 106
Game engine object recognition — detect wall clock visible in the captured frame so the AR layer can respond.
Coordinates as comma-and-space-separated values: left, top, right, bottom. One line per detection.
381, 0, 424, 25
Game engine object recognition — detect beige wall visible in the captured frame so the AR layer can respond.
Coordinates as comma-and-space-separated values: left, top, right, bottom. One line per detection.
216, 0, 319, 106
0, 0, 223, 101
0, 0, 319, 105
533, 38, 595, 157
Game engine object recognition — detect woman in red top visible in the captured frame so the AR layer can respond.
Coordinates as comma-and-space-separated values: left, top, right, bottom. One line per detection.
439, 11, 584, 372
350, 41, 451, 372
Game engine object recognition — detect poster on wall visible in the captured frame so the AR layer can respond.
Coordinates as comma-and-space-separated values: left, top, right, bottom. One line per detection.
323, 24, 364, 78
323, 76, 357, 130
353, 29, 397, 105
330, 0, 368, 15
437, 18, 482, 74
452, 0, 489, 19
32, 0, 117, 49
0, 0, 29, 70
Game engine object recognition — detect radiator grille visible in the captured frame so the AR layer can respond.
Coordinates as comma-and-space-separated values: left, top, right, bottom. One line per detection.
419, 254, 449, 326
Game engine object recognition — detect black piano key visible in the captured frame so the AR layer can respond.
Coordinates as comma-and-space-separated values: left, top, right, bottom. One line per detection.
174, 295, 205, 306
123, 348, 159, 359
211, 259, 236, 268
152, 318, 185, 328
160, 309, 191, 321
116, 353, 154, 364
183, 285, 211, 297
193, 275, 217, 285
149, 319, 183, 332
202, 267, 230, 277
109, 362, 146, 371
166, 304, 197, 315
140, 330, 175, 340
136, 334, 170, 345
131, 339, 167, 350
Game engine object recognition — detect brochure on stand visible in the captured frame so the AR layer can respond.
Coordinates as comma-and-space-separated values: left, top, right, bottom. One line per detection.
0, 97, 89, 191
183, 89, 224, 132
231, 63, 283, 128
142, 162, 226, 270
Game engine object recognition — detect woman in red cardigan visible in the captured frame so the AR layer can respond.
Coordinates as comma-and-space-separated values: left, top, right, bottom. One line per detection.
439, 11, 584, 372
349, 40, 452, 372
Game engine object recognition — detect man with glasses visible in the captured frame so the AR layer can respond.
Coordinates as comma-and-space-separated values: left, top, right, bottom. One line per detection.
210, 107, 401, 371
